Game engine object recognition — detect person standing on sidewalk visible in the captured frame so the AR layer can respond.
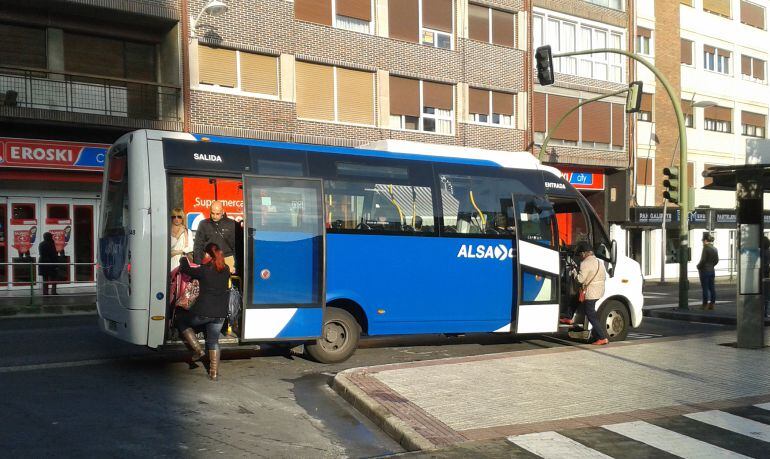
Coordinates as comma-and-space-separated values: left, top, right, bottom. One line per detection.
697, 234, 719, 310
575, 241, 609, 345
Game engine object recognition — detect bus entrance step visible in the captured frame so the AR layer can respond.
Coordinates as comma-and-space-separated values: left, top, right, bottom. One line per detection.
166, 336, 240, 346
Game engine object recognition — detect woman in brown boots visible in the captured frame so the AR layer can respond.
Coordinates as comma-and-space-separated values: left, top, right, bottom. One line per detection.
177, 242, 231, 380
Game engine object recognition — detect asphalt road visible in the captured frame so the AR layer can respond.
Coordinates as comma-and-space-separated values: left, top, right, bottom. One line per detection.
0, 308, 729, 458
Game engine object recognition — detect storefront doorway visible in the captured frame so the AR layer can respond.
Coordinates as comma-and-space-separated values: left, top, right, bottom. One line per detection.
0, 196, 98, 289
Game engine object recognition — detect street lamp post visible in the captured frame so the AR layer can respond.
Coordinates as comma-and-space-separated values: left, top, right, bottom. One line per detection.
551, 48, 690, 310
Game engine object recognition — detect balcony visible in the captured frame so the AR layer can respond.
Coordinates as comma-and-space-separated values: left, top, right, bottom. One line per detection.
0, 66, 181, 124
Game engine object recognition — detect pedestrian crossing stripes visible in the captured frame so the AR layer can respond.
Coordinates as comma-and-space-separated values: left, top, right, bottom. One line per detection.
507, 405, 770, 459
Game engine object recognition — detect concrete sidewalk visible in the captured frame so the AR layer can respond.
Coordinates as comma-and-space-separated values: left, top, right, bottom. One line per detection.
333, 330, 770, 451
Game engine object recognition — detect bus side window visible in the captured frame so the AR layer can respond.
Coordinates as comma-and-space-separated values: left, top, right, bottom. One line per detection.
325, 180, 435, 234
439, 174, 518, 236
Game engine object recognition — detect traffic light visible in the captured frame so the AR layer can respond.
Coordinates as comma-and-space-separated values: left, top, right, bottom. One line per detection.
663, 166, 679, 204
535, 45, 554, 86
626, 81, 643, 113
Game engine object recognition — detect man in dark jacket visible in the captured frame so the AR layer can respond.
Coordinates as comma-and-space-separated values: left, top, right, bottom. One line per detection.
696, 233, 719, 310
193, 201, 237, 273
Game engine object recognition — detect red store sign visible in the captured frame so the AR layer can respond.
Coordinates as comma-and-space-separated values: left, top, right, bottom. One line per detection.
0, 137, 109, 171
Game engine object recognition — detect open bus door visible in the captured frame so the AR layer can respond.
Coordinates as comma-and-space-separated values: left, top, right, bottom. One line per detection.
241, 175, 326, 342
512, 194, 560, 333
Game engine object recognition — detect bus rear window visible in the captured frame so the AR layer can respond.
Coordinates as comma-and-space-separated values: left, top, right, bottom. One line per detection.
102, 144, 128, 236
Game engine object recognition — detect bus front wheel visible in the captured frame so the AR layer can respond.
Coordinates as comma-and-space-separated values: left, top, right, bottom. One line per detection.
305, 307, 361, 363
599, 300, 629, 342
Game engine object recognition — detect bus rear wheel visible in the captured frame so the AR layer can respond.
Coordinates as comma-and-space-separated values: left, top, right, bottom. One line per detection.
305, 307, 360, 363
599, 300, 629, 342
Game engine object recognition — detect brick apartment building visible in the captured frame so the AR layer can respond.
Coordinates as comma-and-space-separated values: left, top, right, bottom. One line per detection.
0, 0, 182, 289
628, 0, 769, 279
186, 0, 529, 152
530, 0, 633, 242
1, 0, 639, 290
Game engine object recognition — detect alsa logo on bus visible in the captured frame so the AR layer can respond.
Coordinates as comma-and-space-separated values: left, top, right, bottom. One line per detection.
193, 153, 223, 162
457, 244, 514, 261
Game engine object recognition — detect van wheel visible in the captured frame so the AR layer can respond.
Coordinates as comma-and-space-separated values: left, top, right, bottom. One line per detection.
305, 308, 360, 364
599, 300, 629, 342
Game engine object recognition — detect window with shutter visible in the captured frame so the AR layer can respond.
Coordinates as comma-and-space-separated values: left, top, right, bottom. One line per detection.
704, 105, 732, 133
491, 9, 514, 47
468, 4, 489, 43
0, 24, 47, 70
421, 0, 453, 49
491, 91, 513, 126
611, 103, 624, 148
336, 68, 374, 125
680, 39, 693, 65
740, 1, 766, 30
240, 53, 278, 96
296, 62, 374, 125
335, 0, 373, 33
390, 77, 454, 133
582, 101, 611, 145
533, 92, 546, 133
704, 0, 731, 18
639, 93, 653, 122
198, 45, 237, 88
389, 0, 420, 42
65, 33, 125, 79
198, 46, 278, 96
547, 95, 579, 142
296, 61, 335, 121
636, 158, 653, 186
742, 55, 766, 82
741, 111, 766, 138
295, 0, 333, 26
682, 99, 694, 127
469, 88, 489, 119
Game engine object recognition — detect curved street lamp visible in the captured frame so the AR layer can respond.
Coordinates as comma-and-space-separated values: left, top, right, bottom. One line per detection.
191, 0, 229, 33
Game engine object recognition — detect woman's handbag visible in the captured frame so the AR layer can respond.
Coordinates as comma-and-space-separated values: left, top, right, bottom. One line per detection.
578, 260, 600, 303
170, 266, 200, 310
227, 284, 242, 321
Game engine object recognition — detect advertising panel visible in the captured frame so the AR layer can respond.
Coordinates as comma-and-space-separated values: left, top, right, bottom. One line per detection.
182, 178, 244, 230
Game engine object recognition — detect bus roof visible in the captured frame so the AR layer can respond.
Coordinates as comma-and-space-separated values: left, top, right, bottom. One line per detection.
143, 130, 559, 177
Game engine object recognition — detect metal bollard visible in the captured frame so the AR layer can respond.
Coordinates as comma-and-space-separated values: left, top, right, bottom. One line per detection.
28, 259, 35, 306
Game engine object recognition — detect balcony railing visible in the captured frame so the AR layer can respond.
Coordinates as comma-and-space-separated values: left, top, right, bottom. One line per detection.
0, 66, 181, 122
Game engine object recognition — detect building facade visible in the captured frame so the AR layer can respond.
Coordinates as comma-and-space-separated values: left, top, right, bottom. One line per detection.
530, 0, 633, 244
628, 0, 769, 279
0, 0, 182, 289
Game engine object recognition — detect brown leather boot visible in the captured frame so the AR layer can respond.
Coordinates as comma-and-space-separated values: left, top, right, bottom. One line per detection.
181, 329, 205, 362
702, 301, 708, 310
708, 302, 715, 310
208, 349, 219, 381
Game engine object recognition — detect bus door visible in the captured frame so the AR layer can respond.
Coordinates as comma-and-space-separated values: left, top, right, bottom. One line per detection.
241, 175, 326, 341
513, 194, 560, 333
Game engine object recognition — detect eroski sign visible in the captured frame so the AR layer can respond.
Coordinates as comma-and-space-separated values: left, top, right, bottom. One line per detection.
457, 244, 514, 261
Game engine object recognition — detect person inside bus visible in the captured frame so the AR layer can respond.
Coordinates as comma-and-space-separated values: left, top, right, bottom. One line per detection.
193, 201, 237, 273
169, 208, 194, 272
568, 241, 609, 345
177, 242, 230, 381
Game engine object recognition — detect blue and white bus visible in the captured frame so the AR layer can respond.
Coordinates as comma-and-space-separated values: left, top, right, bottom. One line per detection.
97, 130, 643, 363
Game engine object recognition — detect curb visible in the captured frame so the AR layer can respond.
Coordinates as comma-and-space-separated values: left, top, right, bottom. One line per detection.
0, 303, 96, 319
644, 308, 770, 326
332, 370, 436, 452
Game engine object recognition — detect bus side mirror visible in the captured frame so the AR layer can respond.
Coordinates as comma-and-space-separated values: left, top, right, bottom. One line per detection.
611, 239, 618, 266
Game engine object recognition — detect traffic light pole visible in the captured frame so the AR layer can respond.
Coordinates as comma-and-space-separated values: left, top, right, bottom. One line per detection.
552, 48, 689, 310
538, 88, 629, 162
